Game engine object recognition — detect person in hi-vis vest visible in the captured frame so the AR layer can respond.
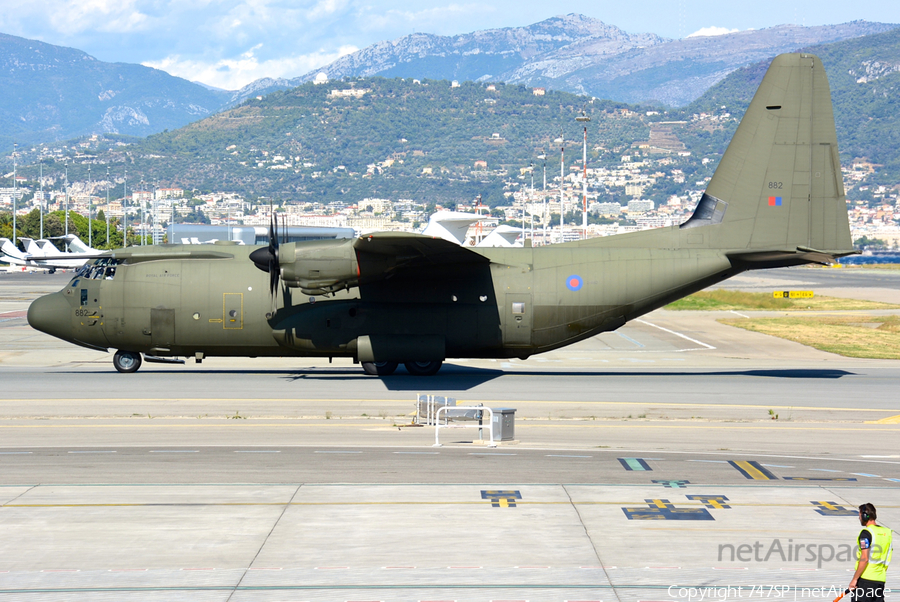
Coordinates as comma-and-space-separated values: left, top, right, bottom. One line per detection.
850, 503, 892, 602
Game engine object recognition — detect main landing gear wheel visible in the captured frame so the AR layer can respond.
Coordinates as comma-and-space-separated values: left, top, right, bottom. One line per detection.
113, 350, 142, 373
361, 361, 398, 376
404, 361, 442, 376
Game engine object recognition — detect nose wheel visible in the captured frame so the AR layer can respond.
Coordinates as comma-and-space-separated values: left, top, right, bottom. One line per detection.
113, 350, 142, 373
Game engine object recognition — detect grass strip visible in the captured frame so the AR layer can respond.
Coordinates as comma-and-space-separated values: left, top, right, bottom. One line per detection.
667, 289, 900, 311
719, 315, 900, 359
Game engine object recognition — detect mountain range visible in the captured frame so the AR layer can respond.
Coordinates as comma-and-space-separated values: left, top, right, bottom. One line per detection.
294, 15, 896, 106
0, 33, 227, 149
10, 23, 895, 213
0, 15, 897, 152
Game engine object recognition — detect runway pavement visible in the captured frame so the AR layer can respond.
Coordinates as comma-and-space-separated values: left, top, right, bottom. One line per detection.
1, 267, 898, 601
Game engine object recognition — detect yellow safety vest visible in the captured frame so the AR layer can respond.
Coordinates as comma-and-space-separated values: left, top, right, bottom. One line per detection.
857, 524, 893, 582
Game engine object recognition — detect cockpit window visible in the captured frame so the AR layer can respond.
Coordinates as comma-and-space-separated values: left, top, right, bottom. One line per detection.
78, 257, 123, 281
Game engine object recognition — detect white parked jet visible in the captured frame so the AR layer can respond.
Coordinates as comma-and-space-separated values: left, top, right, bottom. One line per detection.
0, 238, 28, 266
1, 235, 104, 272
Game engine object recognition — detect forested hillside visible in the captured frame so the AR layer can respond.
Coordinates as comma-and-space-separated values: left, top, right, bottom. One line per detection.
80, 79, 649, 205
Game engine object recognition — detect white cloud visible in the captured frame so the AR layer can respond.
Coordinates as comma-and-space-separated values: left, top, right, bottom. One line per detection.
144, 44, 359, 90
309, 0, 349, 21
47, 0, 150, 35
686, 26, 740, 38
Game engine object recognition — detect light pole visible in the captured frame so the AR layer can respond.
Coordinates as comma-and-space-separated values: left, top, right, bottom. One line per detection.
529, 161, 534, 242
556, 136, 564, 244
140, 178, 145, 246
106, 167, 110, 247
576, 109, 591, 240
64, 161, 69, 237
152, 180, 159, 245
123, 169, 127, 247
39, 161, 43, 240
11, 142, 17, 245
538, 150, 546, 245
87, 165, 92, 249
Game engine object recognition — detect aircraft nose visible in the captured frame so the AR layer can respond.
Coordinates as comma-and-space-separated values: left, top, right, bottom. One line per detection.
28, 293, 71, 340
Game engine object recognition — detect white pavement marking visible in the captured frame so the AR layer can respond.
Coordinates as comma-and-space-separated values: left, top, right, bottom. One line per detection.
314, 451, 362, 453
393, 452, 439, 454
852, 473, 883, 477
0, 451, 31, 454
234, 450, 280, 453
635, 319, 716, 351
547, 455, 593, 458
67, 450, 116, 453
810, 468, 842, 472
149, 450, 198, 453
730, 310, 750, 318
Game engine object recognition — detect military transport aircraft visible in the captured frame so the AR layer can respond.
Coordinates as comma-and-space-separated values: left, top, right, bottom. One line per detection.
28, 54, 855, 375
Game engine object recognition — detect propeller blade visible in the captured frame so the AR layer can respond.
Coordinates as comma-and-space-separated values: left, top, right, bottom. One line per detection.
249, 209, 282, 305
269, 212, 280, 297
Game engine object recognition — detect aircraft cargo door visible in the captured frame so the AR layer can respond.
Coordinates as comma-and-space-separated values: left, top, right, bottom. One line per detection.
503, 293, 532, 346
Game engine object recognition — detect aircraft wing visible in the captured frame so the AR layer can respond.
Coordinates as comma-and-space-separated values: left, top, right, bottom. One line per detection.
353, 232, 488, 280
109, 248, 236, 264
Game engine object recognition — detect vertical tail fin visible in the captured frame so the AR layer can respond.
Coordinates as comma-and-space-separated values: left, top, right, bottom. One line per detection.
18, 238, 42, 256
1, 238, 25, 260
60, 234, 93, 254
691, 53, 853, 256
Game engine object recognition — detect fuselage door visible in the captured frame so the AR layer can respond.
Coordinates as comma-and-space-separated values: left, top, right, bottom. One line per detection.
503, 293, 532, 346
150, 308, 176, 348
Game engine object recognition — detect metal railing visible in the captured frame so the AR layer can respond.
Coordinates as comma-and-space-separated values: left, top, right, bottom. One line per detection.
433, 406, 496, 448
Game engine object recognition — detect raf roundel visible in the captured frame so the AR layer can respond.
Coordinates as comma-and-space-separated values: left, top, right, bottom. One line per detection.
566, 275, 584, 292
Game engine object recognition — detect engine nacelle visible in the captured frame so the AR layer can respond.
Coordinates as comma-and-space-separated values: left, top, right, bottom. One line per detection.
278, 239, 360, 295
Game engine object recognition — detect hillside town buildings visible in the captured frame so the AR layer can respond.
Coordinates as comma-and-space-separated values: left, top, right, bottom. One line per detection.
3, 149, 899, 249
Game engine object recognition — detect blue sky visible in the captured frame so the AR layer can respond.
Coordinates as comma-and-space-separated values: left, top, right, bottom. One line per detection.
1, 0, 899, 90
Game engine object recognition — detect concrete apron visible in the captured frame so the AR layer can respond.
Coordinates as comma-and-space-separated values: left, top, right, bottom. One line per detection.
1, 483, 896, 602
